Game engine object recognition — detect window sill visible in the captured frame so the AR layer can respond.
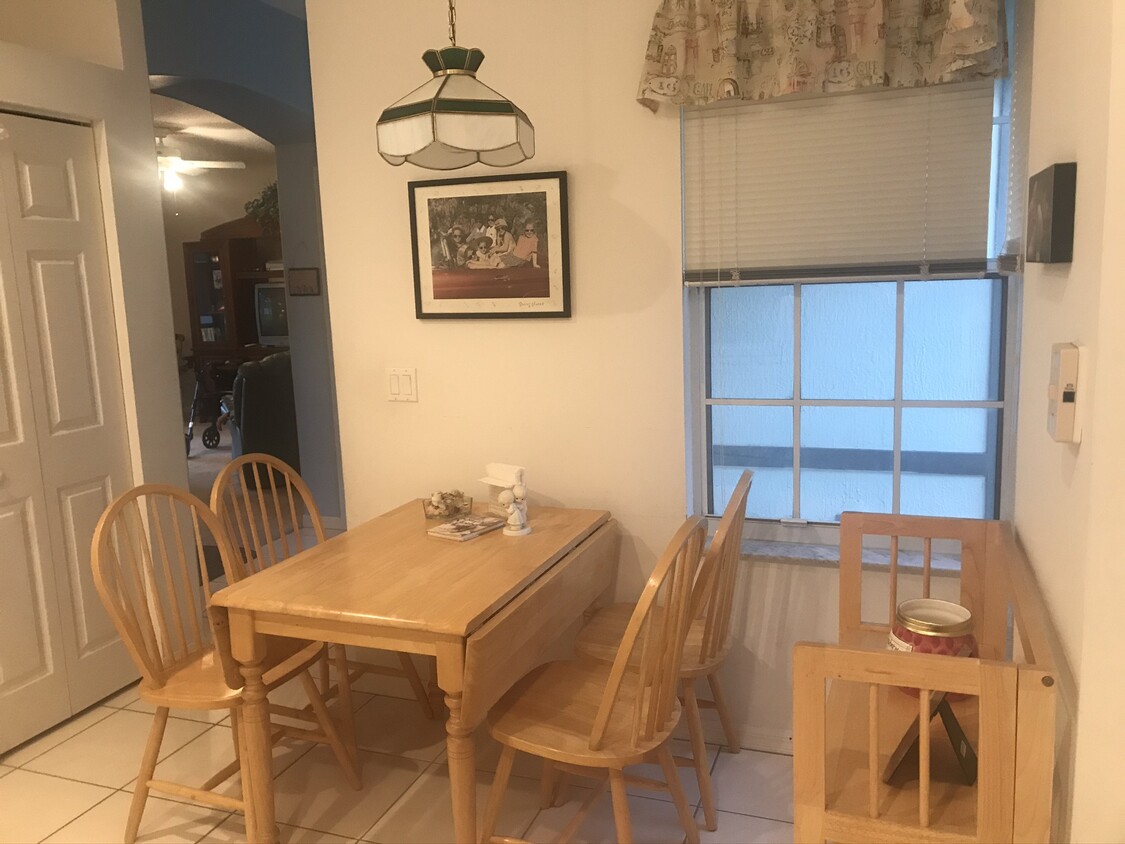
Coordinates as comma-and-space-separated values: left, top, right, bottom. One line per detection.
742, 538, 960, 574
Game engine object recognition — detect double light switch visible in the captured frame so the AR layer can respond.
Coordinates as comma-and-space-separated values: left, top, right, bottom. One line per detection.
387, 368, 418, 402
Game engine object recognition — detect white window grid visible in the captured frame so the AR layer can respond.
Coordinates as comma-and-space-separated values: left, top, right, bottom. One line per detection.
688, 273, 1020, 530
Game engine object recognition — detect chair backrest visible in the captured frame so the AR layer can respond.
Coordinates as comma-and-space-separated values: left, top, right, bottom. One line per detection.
90, 484, 239, 690
688, 470, 753, 669
589, 516, 707, 751
210, 453, 325, 583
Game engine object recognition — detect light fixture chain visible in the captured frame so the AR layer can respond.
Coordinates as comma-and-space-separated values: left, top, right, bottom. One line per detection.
448, 0, 457, 46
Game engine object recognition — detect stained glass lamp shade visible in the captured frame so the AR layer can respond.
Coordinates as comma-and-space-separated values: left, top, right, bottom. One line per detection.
376, 46, 534, 170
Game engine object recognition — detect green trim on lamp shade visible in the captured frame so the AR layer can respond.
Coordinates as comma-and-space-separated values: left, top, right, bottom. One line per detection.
379, 98, 525, 122
422, 46, 485, 74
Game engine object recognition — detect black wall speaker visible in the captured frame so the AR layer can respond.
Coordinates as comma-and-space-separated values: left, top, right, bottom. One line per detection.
1025, 162, 1077, 264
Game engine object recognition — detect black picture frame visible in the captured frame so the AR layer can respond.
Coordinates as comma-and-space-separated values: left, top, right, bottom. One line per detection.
287, 267, 321, 296
1025, 162, 1077, 264
408, 171, 570, 319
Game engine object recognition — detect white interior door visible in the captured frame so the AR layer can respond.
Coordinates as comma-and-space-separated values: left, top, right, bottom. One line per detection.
0, 112, 137, 751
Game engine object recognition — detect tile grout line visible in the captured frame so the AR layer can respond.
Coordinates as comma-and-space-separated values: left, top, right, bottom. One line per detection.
34, 786, 119, 844
1, 707, 117, 769
305, 755, 439, 843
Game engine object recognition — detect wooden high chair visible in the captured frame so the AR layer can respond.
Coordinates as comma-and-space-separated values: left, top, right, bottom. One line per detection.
573, 470, 752, 830
90, 484, 360, 843
210, 453, 435, 719
480, 517, 708, 844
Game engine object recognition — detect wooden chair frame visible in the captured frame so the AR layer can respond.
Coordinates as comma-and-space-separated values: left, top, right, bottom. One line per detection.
573, 470, 752, 830
211, 453, 435, 719
480, 517, 708, 844
793, 513, 1062, 843
91, 484, 358, 843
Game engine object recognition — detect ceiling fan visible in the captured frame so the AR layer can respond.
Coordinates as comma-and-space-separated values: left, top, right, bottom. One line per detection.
155, 135, 246, 190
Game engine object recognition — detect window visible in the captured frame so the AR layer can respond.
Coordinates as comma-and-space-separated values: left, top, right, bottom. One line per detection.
706, 277, 1007, 523
685, 81, 1020, 529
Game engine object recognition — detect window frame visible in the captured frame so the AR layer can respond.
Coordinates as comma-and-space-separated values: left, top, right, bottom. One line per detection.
685, 271, 1022, 544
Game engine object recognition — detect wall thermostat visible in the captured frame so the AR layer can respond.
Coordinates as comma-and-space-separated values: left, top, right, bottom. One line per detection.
1047, 343, 1079, 443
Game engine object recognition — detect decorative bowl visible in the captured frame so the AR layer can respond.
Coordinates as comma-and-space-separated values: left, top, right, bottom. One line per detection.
422, 491, 472, 519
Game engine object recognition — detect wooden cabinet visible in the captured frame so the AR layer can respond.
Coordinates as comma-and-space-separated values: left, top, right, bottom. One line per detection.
183, 237, 281, 353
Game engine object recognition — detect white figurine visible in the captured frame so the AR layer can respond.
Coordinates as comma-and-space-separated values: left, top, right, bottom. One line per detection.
500, 484, 531, 536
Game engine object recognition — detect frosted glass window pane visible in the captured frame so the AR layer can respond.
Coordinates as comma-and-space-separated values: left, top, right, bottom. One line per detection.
900, 475, 989, 519
709, 286, 793, 399
801, 282, 896, 399
711, 406, 793, 520
800, 407, 893, 522
904, 279, 1001, 400
901, 408, 999, 518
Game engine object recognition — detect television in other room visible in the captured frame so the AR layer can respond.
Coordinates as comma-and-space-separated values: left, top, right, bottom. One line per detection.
255, 281, 289, 346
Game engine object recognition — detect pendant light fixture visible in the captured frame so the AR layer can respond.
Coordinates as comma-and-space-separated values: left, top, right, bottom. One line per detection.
376, 0, 535, 170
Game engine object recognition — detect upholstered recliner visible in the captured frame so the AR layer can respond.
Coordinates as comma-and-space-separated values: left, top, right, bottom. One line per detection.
228, 350, 300, 471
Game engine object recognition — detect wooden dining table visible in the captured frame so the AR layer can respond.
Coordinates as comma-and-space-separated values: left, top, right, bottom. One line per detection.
211, 499, 618, 844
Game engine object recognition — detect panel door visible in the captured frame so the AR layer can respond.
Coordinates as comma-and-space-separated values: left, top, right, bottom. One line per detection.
0, 112, 137, 748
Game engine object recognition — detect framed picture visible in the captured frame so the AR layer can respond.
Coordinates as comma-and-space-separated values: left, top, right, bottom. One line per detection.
287, 267, 321, 296
408, 171, 570, 319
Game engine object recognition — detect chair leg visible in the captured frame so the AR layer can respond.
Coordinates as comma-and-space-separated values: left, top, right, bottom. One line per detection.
658, 744, 700, 844
683, 679, 718, 831
318, 649, 331, 697
332, 645, 357, 758
539, 758, 558, 809
707, 672, 740, 753
480, 744, 516, 843
229, 707, 241, 760
125, 707, 169, 843
398, 652, 436, 720
608, 769, 634, 844
299, 670, 361, 790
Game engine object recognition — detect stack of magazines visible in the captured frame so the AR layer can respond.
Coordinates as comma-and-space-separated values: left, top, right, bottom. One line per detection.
426, 514, 505, 542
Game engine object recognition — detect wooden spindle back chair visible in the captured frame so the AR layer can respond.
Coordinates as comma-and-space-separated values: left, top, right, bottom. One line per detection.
92, 484, 361, 843
92, 483, 236, 695
481, 517, 708, 844
572, 471, 752, 831
210, 453, 324, 578
687, 470, 753, 672
211, 453, 435, 718
91, 485, 247, 842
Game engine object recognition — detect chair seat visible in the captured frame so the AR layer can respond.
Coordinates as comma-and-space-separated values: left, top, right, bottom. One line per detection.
576, 603, 723, 678
487, 659, 681, 768
139, 648, 241, 710
138, 637, 325, 710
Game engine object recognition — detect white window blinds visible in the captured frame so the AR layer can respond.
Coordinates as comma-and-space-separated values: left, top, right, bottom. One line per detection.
683, 81, 996, 281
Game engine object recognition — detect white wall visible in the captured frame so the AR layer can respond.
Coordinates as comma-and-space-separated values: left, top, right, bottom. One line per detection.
308, 5, 1125, 833
0, 0, 123, 70
306, 0, 686, 596
275, 140, 345, 520
1014, 0, 1125, 839
0, 0, 185, 489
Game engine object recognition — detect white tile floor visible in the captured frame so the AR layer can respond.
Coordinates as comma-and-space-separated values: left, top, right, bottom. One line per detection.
0, 679, 794, 843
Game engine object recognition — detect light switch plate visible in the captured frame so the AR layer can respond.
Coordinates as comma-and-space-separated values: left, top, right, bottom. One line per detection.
387, 367, 418, 402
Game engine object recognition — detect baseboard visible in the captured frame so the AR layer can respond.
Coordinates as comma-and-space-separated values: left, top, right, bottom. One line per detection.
304, 514, 347, 532
739, 728, 793, 756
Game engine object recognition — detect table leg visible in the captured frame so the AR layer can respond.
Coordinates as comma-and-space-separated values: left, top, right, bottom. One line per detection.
229, 611, 278, 844
436, 642, 477, 844
444, 690, 477, 844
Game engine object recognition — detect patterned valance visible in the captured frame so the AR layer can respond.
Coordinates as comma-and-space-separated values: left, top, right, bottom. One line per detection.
638, 0, 1007, 111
